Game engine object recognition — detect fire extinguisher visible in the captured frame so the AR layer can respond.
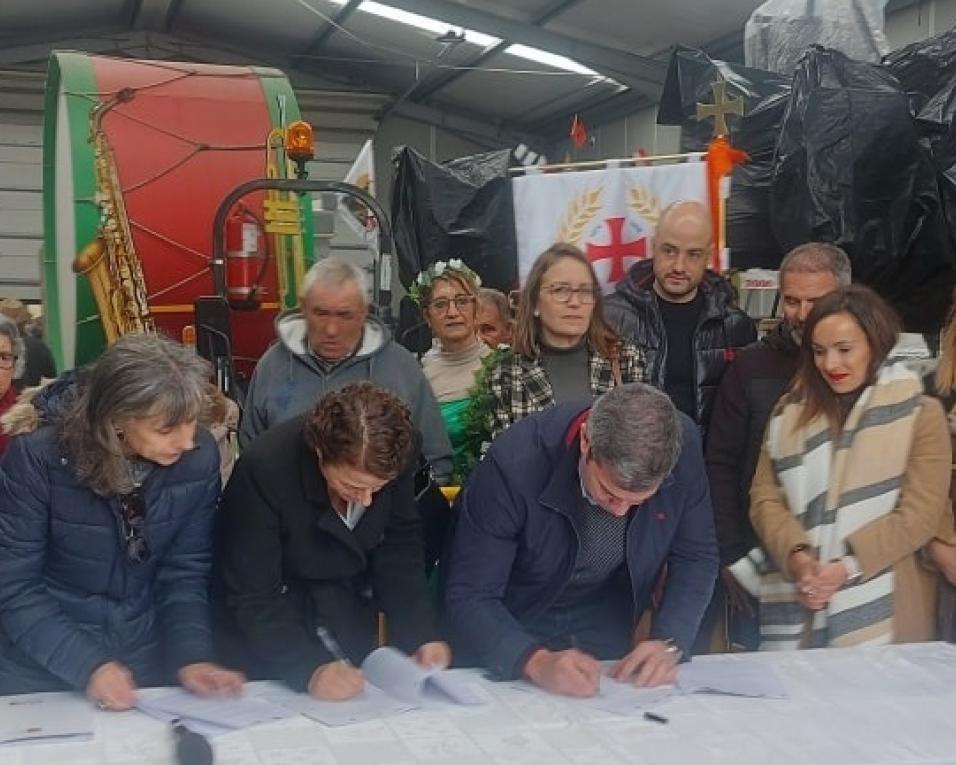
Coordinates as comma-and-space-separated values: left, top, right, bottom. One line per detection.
224, 204, 268, 309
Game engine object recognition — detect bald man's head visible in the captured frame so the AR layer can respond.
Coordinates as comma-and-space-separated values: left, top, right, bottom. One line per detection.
652, 200, 712, 303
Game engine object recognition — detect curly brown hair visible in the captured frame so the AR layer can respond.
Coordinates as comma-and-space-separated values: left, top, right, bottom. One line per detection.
304, 382, 415, 479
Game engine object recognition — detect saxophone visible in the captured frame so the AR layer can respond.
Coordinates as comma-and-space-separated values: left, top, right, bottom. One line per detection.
73, 89, 155, 343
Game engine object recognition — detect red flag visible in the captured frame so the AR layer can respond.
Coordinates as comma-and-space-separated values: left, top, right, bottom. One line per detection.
570, 114, 588, 148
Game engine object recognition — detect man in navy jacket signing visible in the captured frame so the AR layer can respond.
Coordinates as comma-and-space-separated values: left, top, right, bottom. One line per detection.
444, 383, 717, 697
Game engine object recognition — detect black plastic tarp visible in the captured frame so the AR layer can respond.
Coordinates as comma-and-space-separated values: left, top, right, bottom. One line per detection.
390, 146, 517, 292
772, 46, 955, 332
658, 43, 956, 331
658, 45, 792, 270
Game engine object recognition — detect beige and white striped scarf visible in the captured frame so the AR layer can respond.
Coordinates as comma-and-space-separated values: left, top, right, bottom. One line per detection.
759, 362, 922, 650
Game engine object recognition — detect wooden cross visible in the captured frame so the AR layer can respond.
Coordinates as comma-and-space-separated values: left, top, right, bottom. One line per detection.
696, 80, 744, 137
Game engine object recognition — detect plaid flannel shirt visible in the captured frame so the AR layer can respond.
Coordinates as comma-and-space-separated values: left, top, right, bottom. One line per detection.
487, 341, 646, 438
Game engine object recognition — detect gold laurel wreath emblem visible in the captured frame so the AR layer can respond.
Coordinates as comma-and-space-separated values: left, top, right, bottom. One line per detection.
628, 184, 661, 228
558, 188, 603, 245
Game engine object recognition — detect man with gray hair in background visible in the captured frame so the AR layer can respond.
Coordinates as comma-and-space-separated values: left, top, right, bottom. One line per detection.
444, 383, 717, 697
700, 242, 851, 652
240, 257, 452, 483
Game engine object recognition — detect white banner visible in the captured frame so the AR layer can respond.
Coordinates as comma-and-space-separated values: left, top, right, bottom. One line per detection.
338, 138, 378, 247
512, 162, 708, 291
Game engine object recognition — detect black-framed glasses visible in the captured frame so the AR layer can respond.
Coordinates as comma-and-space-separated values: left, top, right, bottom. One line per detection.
543, 284, 598, 304
0, 352, 17, 370
118, 488, 150, 563
427, 295, 476, 314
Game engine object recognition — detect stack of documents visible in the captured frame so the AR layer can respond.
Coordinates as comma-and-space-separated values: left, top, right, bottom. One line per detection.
266, 646, 490, 727
677, 660, 788, 699
0, 693, 94, 745
137, 690, 295, 736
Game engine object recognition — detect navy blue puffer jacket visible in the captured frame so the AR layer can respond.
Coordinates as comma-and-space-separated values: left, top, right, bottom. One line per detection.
0, 417, 221, 694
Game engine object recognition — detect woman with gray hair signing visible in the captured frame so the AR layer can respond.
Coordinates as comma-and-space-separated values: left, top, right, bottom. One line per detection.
0, 333, 244, 708
0, 314, 24, 459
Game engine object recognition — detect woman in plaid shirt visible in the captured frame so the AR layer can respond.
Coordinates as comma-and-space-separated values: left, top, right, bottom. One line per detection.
484, 244, 645, 438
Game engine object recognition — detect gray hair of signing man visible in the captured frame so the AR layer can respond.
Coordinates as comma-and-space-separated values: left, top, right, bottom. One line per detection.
779, 242, 852, 287
59, 332, 213, 497
586, 383, 683, 492
299, 258, 369, 304
0, 314, 25, 380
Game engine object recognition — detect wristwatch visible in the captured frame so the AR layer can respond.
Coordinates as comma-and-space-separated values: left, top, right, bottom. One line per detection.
661, 638, 683, 661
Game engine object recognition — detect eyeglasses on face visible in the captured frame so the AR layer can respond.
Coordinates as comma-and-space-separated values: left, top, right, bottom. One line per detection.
0, 352, 17, 370
542, 284, 598, 304
119, 489, 150, 563
427, 295, 477, 314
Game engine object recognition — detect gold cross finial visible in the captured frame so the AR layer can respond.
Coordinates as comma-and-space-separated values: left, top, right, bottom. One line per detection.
696, 80, 744, 137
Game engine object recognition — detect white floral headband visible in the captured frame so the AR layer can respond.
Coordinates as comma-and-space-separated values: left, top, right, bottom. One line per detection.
409, 258, 482, 306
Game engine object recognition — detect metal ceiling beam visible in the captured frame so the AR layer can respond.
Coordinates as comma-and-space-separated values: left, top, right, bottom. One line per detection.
406, 0, 584, 103
126, 0, 178, 31
292, 0, 363, 68
163, 0, 187, 31
0, 31, 142, 66
381, 0, 666, 96
145, 31, 536, 147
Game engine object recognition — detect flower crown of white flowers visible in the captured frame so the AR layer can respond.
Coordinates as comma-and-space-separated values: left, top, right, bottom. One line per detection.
408, 258, 482, 305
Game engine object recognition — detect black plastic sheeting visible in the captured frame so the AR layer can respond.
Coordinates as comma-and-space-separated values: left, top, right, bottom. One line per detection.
390, 146, 517, 292
773, 47, 955, 332
658, 45, 792, 272
659, 42, 956, 331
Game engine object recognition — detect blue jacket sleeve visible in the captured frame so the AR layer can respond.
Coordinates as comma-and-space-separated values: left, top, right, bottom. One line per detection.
443, 456, 539, 680
0, 436, 112, 690
153, 439, 219, 672
650, 423, 719, 656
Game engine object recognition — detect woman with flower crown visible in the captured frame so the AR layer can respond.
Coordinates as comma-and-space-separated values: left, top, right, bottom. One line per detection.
412, 259, 490, 481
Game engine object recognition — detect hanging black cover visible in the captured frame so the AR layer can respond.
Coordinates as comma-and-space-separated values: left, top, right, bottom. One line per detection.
390, 146, 517, 292
658, 45, 792, 270
771, 46, 955, 332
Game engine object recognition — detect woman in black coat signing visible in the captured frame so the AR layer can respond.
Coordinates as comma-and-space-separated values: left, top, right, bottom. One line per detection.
218, 382, 450, 700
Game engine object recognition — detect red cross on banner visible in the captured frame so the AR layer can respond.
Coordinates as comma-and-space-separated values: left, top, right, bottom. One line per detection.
586, 217, 647, 283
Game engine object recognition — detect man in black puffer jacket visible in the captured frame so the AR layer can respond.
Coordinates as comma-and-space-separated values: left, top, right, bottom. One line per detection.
605, 201, 756, 437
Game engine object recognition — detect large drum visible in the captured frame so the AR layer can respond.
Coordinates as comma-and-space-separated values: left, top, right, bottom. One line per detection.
43, 51, 313, 370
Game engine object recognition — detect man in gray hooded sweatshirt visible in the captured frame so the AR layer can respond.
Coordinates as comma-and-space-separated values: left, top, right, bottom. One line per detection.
239, 258, 453, 484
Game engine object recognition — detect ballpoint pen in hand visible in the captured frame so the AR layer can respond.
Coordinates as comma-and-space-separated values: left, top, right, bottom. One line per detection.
316, 626, 352, 666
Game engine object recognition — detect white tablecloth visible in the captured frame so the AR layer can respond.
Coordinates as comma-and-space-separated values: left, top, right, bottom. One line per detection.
2, 642, 955, 765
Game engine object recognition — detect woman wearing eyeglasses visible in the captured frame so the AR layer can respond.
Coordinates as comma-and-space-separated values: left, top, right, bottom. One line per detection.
0, 333, 244, 708
0, 315, 25, 459
483, 243, 645, 437
414, 260, 489, 481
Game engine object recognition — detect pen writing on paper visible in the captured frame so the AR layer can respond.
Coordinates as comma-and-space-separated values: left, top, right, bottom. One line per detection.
316, 626, 352, 666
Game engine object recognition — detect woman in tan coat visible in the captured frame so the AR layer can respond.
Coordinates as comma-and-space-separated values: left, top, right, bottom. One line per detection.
750, 285, 951, 649
929, 291, 956, 641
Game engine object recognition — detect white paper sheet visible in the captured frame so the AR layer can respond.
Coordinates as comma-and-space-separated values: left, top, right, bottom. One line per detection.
136, 689, 294, 730
263, 684, 416, 727
0, 693, 94, 745
678, 659, 788, 698
362, 647, 490, 706
580, 676, 675, 716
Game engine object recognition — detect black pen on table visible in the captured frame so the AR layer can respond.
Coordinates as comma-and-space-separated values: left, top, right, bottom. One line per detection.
316, 626, 352, 666
643, 711, 669, 724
